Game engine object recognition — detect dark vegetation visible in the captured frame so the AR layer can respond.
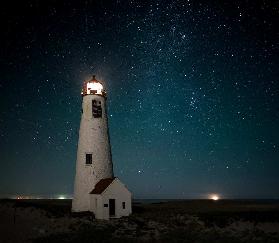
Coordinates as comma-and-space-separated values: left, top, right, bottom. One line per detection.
1, 199, 279, 242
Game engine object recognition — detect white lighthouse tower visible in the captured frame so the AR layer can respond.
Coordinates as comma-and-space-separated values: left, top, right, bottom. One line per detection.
72, 76, 132, 219
72, 75, 113, 212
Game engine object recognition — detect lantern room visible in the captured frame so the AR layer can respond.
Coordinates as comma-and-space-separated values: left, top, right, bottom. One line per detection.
81, 75, 106, 97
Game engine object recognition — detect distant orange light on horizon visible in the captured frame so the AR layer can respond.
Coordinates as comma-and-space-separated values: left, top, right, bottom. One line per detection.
209, 194, 220, 201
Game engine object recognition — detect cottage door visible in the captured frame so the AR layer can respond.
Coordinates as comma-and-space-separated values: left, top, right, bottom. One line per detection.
109, 199, 115, 217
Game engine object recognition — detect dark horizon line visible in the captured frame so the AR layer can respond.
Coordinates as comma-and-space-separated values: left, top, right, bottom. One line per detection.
1, 197, 279, 201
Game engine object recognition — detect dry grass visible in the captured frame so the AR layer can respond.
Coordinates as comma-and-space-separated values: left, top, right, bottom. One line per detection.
1, 199, 279, 243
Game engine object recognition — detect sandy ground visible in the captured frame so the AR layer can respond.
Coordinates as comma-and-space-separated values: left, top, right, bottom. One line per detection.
1, 199, 279, 243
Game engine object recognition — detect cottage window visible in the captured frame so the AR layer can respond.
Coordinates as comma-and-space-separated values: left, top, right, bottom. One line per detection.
122, 202, 126, 209
85, 153, 92, 165
104, 204, 108, 207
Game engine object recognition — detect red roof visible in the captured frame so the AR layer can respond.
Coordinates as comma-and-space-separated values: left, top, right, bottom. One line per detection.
90, 177, 116, 194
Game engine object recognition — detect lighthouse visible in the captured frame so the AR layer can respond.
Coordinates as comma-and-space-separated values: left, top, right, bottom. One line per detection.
72, 76, 113, 212
72, 76, 132, 219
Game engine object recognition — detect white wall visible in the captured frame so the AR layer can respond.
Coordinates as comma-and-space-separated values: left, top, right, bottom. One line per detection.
72, 94, 114, 212
90, 194, 103, 219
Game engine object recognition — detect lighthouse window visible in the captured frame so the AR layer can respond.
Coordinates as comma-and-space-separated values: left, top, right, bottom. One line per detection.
122, 202, 126, 209
92, 100, 102, 118
85, 153, 92, 165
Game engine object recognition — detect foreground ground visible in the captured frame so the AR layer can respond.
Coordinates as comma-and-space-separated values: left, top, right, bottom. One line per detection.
1, 199, 279, 242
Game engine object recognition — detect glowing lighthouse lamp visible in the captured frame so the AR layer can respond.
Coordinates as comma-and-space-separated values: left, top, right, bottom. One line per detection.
81, 76, 106, 96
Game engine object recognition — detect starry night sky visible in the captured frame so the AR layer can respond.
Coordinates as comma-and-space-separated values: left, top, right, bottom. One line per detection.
0, 0, 278, 199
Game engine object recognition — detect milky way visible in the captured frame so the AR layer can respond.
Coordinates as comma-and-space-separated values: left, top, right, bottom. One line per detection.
0, 1, 278, 198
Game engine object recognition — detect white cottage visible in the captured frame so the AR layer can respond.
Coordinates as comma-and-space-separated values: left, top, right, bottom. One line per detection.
89, 177, 132, 220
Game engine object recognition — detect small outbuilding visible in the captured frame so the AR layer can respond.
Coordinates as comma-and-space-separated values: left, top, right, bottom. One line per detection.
89, 177, 132, 220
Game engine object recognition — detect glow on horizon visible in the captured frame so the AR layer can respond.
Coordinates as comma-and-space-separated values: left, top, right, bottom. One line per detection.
210, 194, 220, 201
